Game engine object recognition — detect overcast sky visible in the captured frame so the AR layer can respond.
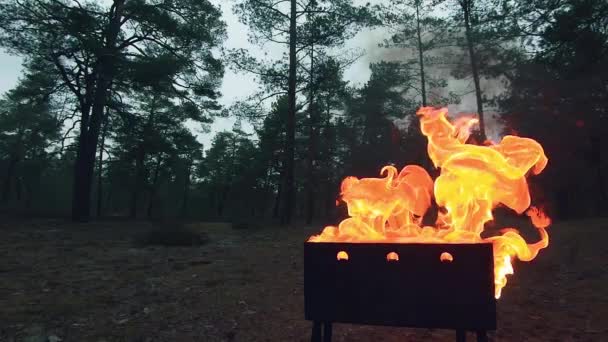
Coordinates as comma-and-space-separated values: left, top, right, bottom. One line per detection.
0, 0, 500, 147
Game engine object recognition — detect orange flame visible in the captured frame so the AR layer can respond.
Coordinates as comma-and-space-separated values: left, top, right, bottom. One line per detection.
386, 252, 399, 261
440, 252, 454, 262
309, 107, 550, 299
337, 251, 349, 261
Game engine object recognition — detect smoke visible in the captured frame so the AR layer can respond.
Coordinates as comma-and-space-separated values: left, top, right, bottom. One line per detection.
342, 28, 412, 85
391, 115, 414, 132
342, 24, 509, 142
447, 77, 508, 143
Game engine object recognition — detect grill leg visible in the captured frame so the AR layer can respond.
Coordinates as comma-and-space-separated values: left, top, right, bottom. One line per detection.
456, 330, 466, 342
311, 322, 321, 342
476, 330, 488, 342
323, 322, 332, 342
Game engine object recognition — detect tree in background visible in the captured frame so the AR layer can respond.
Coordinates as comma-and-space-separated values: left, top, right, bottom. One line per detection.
255, 97, 288, 219
107, 85, 206, 218
0, 0, 605, 223
202, 124, 259, 219
382, 0, 452, 107
500, 0, 608, 218
433, 0, 513, 140
0, 0, 226, 221
232, 0, 376, 225
303, 57, 349, 223
457, 0, 486, 138
342, 61, 420, 175
0, 61, 60, 208
170, 127, 203, 218
299, 4, 375, 223
438, 0, 540, 141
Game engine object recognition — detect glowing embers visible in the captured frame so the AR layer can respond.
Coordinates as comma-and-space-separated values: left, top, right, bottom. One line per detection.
335, 250, 453, 263
336, 251, 349, 261
337, 250, 402, 262
386, 251, 399, 261
440, 252, 454, 263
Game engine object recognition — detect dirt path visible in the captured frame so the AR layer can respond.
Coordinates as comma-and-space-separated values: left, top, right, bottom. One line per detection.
0, 218, 606, 341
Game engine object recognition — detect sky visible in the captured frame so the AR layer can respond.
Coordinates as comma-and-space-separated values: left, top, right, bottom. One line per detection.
0, 0, 501, 147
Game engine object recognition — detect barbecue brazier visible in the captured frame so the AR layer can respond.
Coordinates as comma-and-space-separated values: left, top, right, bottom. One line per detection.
304, 242, 497, 342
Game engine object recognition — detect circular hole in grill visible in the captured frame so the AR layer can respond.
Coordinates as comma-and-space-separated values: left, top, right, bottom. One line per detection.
440, 252, 454, 263
386, 251, 399, 262
336, 251, 349, 261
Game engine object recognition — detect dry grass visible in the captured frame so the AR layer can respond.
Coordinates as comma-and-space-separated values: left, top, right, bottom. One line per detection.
0, 218, 606, 341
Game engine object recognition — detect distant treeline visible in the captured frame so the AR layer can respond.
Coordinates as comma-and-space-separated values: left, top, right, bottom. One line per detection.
0, 0, 606, 223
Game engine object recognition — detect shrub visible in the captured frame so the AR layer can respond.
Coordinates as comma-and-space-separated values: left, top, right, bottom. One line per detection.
138, 226, 209, 247
231, 221, 262, 230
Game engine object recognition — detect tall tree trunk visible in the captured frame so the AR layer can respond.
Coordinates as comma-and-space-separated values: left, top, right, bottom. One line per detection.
596, 165, 606, 215
72, 137, 94, 221
96, 115, 108, 218
261, 163, 273, 217
282, 0, 298, 226
306, 41, 316, 225
207, 185, 216, 217
218, 185, 229, 217
273, 174, 283, 219
415, 1, 427, 106
71, 0, 125, 221
131, 97, 158, 219
4, 128, 25, 203
15, 176, 22, 201
24, 181, 33, 211
217, 189, 223, 217
181, 160, 192, 218
590, 135, 607, 214
147, 155, 163, 218
2, 156, 18, 203
130, 144, 145, 218
322, 105, 335, 221
461, 0, 486, 140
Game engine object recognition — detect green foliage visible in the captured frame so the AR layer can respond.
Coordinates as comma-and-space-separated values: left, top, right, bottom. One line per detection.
200, 126, 262, 218
433, 0, 529, 82
381, 0, 454, 104
105, 86, 204, 218
0, 0, 227, 220
0, 60, 61, 207
231, 0, 379, 224
229, 0, 377, 117
338, 61, 424, 176
234, 0, 377, 46
0, 0, 606, 223
499, 0, 608, 218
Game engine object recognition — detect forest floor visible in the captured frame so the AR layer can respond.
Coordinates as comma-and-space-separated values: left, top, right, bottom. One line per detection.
0, 217, 607, 342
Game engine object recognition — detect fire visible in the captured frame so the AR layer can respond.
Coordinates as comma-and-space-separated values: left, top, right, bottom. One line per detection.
309, 107, 550, 299
440, 252, 454, 262
386, 251, 399, 261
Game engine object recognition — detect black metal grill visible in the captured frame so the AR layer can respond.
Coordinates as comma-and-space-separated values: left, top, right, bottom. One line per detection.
304, 242, 496, 342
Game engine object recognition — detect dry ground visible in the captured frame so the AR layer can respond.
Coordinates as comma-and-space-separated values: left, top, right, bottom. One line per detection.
0, 217, 607, 342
